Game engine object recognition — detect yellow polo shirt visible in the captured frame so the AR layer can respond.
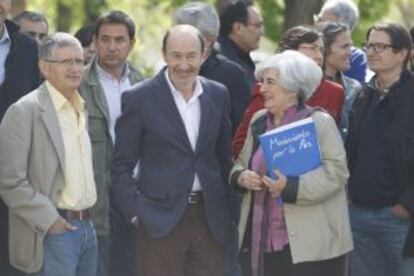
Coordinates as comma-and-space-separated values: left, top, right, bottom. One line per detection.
47, 81, 97, 210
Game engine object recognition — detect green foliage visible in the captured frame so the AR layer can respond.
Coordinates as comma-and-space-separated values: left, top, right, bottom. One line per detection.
257, 0, 283, 42
27, 0, 395, 73
353, 0, 391, 46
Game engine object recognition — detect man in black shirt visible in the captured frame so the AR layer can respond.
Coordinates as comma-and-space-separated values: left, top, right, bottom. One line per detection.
217, 1, 263, 89
347, 22, 414, 276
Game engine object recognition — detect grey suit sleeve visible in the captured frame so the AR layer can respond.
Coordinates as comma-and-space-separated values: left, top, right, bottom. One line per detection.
0, 102, 59, 236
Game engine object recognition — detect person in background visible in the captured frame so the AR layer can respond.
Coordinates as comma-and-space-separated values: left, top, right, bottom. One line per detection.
74, 23, 96, 65
13, 10, 48, 45
218, 0, 263, 89
231, 50, 352, 276
0, 1, 42, 275
314, 0, 369, 84
409, 26, 414, 70
0, 32, 97, 276
232, 25, 345, 159
317, 22, 361, 139
347, 22, 414, 276
80, 10, 144, 276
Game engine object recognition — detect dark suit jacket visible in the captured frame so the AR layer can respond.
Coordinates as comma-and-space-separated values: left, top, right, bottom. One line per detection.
200, 48, 251, 134
111, 68, 233, 246
217, 35, 256, 89
0, 20, 41, 121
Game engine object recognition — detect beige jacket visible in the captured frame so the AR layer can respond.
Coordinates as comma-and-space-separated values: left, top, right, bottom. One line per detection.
0, 84, 66, 272
231, 109, 353, 264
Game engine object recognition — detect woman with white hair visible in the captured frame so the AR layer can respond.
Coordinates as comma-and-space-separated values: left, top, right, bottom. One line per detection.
230, 50, 353, 276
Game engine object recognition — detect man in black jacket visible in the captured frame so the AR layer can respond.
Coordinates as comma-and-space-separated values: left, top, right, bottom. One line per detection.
347, 22, 414, 276
0, 1, 42, 274
217, 1, 263, 89
174, 2, 251, 134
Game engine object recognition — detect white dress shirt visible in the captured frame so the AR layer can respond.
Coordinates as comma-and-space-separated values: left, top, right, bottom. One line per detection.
0, 25, 11, 87
96, 62, 132, 144
165, 69, 203, 191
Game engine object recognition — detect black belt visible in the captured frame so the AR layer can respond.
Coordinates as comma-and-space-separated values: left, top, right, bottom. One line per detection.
58, 209, 90, 220
188, 192, 203, 204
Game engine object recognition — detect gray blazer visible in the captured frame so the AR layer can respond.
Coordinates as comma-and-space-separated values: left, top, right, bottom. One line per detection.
0, 84, 65, 273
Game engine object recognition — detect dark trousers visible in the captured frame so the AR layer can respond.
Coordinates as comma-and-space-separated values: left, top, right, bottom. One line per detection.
264, 245, 347, 276
0, 199, 24, 276
110, 197, 139, 276
137, 202, 226, 276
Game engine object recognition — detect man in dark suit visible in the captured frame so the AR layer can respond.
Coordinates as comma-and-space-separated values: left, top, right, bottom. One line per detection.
111, 25, 233, 276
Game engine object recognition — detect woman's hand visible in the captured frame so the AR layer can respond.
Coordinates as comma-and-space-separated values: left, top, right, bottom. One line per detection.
262, 170, 287, 198
237, 170, 263, 191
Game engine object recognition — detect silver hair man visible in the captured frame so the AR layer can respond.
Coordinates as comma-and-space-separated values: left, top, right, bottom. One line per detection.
39, 32, 82, 60
317, 0, 359, 30
13, 11, 49, 45
174, 2, 220, 40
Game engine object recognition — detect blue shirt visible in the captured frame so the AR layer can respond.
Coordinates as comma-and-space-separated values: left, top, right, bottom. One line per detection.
0, 25, 11, 86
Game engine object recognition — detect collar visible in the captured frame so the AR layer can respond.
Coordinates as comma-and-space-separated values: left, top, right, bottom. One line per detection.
46, 81, 84, 112
218, 35, 251, 60
96, 60, 130, 82
0, 24, 11, 45
164, 69, 203, 102
367, 70, 410, 97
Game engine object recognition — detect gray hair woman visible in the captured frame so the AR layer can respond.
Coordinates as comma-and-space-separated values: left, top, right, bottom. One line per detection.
230, 50, 353, 276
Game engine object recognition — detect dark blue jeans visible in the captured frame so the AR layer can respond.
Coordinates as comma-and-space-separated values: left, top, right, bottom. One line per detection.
349, 205, 410, 276
32, 219, 97, 276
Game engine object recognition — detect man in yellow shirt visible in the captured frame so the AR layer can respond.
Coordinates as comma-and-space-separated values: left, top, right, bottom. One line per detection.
0, 32, 97, 275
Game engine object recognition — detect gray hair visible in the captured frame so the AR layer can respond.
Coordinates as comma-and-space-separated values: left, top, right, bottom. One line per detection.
320, 0, 359, 30
13, 11, 49, 31
39, 32, 82, 60
255, 50, 322, 101
174, 2, 220, 39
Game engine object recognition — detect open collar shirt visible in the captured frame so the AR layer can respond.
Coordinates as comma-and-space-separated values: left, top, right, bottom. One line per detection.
165, 69, 203, 191
0, 24, 11, 86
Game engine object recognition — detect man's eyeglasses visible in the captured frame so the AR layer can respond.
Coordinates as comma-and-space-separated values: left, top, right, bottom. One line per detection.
246, 21, 264, 32
44, 58, 85, 67
363, 43, 394, 53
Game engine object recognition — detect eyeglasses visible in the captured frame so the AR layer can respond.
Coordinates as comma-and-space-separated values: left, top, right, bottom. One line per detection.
246, 21, 264, 32
363, 43, 394, 53
44, 58, 85, 67
26, 31, 47, 42
248, 21, 263, 28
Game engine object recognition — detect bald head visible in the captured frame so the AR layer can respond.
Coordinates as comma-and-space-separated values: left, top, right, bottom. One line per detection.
161, 25, 205, 93
162, 24, 205, 54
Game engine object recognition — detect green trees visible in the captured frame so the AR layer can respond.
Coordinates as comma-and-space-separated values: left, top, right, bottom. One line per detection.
26, 0, 396, 73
